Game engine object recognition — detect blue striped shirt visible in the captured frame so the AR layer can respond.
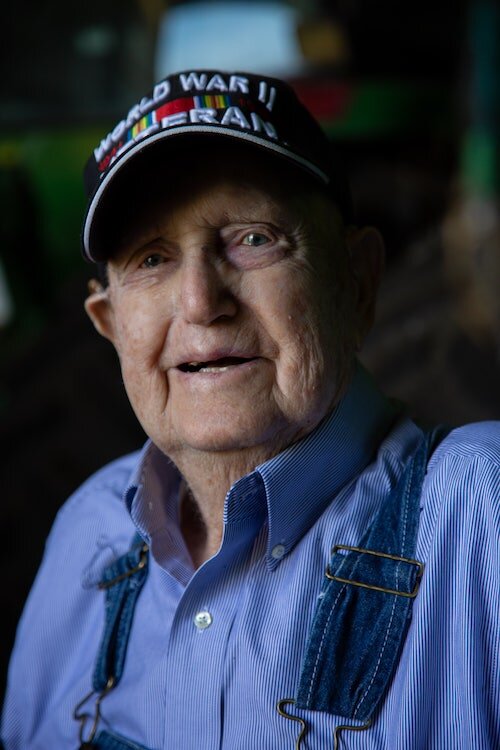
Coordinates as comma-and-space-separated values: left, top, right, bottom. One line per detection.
3, 365, 500, 749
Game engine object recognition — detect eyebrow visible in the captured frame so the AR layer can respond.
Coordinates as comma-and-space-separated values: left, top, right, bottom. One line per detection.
217, 201, 297, 228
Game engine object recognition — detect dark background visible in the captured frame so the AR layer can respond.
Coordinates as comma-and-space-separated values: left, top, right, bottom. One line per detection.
2, 0, 500, 705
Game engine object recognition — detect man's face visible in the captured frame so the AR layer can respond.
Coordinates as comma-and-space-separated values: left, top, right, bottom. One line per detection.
87, 147, 376, 462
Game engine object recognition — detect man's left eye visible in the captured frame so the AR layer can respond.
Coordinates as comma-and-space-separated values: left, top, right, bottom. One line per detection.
241, 232, 269, 247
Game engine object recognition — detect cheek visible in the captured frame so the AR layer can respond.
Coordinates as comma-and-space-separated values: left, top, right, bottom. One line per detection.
263, 277, 327, 383
264, 271, 352, 403
112, 299, 168, 384
286, 313, 328, 393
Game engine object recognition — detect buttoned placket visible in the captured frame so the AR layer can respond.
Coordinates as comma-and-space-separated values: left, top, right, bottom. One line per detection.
161, 471, 267, 748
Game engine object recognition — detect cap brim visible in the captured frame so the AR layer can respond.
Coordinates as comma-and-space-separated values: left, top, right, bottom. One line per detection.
82, 126, 331, 262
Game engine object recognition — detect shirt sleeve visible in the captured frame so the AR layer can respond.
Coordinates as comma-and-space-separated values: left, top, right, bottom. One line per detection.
417, 422, 500, 745
1, 455, 138, 750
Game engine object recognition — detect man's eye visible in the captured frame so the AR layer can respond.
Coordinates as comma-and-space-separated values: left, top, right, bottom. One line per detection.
241, 232, 270, 247
141, 254, 165, 268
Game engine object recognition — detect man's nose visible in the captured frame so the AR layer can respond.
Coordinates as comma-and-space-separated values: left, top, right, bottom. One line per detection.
178, 254, 238, 325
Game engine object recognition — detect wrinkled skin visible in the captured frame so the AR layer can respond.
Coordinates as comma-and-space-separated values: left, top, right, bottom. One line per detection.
86, 145, 383, 560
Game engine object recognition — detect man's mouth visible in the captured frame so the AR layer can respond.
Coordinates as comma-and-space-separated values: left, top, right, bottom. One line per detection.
178, 357, 257, 374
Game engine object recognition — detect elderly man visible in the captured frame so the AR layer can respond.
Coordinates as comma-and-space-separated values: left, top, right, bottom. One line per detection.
2, 70, 500, 750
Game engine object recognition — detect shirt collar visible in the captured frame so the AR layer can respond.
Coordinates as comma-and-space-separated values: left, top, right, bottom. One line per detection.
124, 363, 399, 567
124, 442, 182, 541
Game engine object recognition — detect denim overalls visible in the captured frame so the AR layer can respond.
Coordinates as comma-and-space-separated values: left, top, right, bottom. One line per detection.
75, 429, 445, 749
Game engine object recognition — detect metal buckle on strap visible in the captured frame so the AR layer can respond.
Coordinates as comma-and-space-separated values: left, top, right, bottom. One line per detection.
325, 544, 424, 599
74, 676, 115, 746
98, 544, 149, 590
276, 699, 308, 749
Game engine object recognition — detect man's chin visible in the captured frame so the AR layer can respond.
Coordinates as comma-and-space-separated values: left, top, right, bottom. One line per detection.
155, 418, 290, 461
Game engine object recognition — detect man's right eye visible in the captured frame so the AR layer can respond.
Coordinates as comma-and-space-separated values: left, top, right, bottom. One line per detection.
141, 254, 165, 268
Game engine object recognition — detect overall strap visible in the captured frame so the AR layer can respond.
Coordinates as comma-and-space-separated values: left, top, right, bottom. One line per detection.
93, 533, 149, 692
75, 534, 150, 748
296, 427, 448, 723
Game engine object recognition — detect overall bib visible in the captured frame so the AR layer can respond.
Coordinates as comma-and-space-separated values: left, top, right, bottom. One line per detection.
75, 429, 445, 749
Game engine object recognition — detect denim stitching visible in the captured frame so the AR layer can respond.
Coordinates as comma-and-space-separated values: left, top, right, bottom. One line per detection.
400, 463, 412, 556
400, 449, 417, 558
353, 594, 397, 718
353, 454, 416, 717
305, 543, 369, 704
306, 583, 347, 704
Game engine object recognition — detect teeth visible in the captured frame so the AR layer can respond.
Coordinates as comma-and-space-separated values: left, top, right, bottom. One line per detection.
181, 357, 253, 373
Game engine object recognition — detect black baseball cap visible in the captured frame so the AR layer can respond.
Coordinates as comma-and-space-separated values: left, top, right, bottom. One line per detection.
82, 69, 352, 262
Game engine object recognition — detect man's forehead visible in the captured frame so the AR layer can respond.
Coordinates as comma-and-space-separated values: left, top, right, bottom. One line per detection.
147, 149, 307, 210
111, 163, 306, 257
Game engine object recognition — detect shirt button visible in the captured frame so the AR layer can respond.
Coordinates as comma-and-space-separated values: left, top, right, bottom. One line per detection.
271, 544, 286, 560
194, 610, 213, 630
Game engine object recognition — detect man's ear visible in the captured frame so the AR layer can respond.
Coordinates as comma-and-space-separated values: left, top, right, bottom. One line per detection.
84, 279, 116, 343
345, 226, 385, 347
